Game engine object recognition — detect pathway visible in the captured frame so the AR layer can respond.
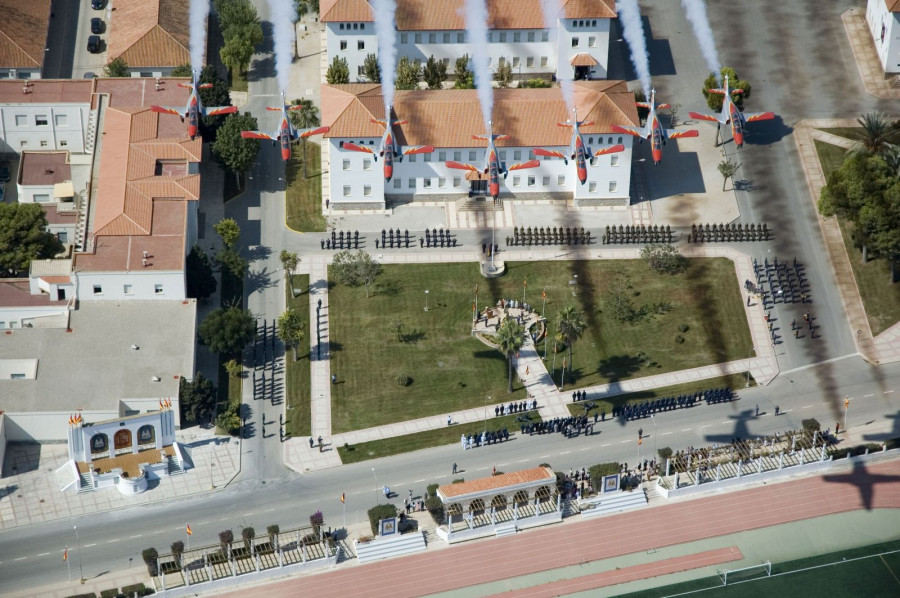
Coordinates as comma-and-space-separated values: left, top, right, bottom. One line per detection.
842, 8, 900, 100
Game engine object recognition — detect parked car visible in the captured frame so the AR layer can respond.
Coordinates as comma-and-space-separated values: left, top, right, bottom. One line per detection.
0, 161, 9, 183
90, 18, 104, 34
87, 35, 101, 54
91, 0, 105, 10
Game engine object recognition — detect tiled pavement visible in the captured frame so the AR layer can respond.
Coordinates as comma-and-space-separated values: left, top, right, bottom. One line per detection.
842, 8, 900, 100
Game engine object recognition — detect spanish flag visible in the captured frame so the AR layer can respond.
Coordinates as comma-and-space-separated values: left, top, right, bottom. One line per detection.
340, 493, 345, 504
523, 277, 527, 287
542, 290, 546, 299
63, 547, 68, 561
186, 524, 193, 536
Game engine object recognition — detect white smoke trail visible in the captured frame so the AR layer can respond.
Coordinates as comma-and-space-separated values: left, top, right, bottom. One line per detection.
372, 0, 398, 116
463, 0, 493, 132
681, 0, 721, 80
616, 0, 651, 98
189, 0, 210, 72
538, 0, 574, 115
267, 0, 297, 92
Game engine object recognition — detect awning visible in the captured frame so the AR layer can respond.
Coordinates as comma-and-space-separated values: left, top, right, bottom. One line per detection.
570, 53, 599, 67
465, 170, 488, 181
53, 181, 75, 198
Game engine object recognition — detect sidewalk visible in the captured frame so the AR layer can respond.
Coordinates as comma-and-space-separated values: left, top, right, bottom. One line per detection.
842, 8, 900, 100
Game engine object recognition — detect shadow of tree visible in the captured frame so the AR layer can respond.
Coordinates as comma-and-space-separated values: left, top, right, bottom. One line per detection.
596, 354, 644, 382
401, 330, 426, 344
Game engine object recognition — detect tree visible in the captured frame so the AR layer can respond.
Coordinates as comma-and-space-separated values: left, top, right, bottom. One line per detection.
395, 56, 421, 90
326, 56, 350, 84
362, 53, 381, 83
179, 373, 217, 424
717, 158, 741, 191
266, 524, 280, 546
104, 56, 129, 77
518, 78, 551, 89
640, 244, 688, 275
294, 0, 319, 17
495, 57, 513, 88
171, 63, 193, 77
216, 246, 248, 279
224, 358, 243, 378
496, 318, 526, 393
218, 529, 234, 552
198, 65, 234, 135
702, 67, 751, 111
289, 98, 321, 178
856, 112, 898, 156
199, 307, 256, 357
170, 541, 185, 568
331, 250, 383, 297
215, 0, 263, 74
555, 305, 586, 377
454, 55, 474, 89
280, 250, 300, 289
186, 245, 218, 301
390, 319, 404, 342
214, 218, 241, 248
141, 548, 159, 576
0, 203, 64, 276
241, 527, 255, 549
212, 112, 260, 185
277, 308, 305, 361
423, 55, 447, 89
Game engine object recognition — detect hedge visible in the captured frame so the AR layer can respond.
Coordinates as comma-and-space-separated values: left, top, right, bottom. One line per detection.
122, 583, 155, 596
589, 463, 621, 493
367, 504, 398, 536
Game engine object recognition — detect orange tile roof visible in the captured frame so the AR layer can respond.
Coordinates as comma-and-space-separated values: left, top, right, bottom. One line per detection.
322, 0, 615, 27
886, 0, 900, 12
0, 80, 93, 104
439, 467, 556, 499
20, 152, 71, 186
0, 278, 66, 308
107, 0, 191, 67
39, 276, 72, 284
323, 81, 638, 147
0, 0, 51, 69
570, 53, 599, 67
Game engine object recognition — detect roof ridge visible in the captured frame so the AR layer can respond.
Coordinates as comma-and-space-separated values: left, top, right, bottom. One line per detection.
0, 30, 40, 67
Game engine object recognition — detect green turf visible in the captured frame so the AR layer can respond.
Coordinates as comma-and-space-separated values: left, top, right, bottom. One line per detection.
328, 259, 752, 433
817, 127, 863, 142
813, 139, 850, 178
285, 274, 311, 438
229, 67, 247, 92
285, 141, 326, 232
337, 412, 543, 464
564, 373, 753, 418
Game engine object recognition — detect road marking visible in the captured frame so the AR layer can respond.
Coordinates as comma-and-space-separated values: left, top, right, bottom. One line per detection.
803, 405, 813, 409
14, 557, 25, 561
414, 479, 425, 483
580, 447, 590, 451
243, 512, 254, 517
601, 444, 611, 447
681, 429, 691, 432
199, 521, 209, 525
84, 543, 96, 548
721, 421, 731, 425
560, 451, 570, 455
37, 552, 49, 556
885, 390, 895, 394
264, 508, 274, 512
518, 459, 528, 463
107, 539, 119, 543
477, 467, 488, 471
864, 394, 874, 398
620, 440, 630, 444
540, 455, 550, 459
130, 535, 143, 539
662, 432, 673, 436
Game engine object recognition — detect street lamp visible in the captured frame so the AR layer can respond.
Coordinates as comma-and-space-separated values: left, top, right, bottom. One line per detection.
73, 525, 85, 584
372, 467, 379, 504
424, 290, 429, 312
210, 461, 215, 490
651, 415, 658, 459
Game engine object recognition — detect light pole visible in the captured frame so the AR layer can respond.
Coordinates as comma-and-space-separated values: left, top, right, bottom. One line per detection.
844, 397, 849, 432
490, 211, 497, 272
372, 467, 379, 504
424, 290, 429, 312
73, 525, 85, 584
210, 461, 215, 490
652, 415, 658, 459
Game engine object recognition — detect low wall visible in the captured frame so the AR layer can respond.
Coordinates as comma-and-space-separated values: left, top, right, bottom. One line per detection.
0, 413, 6, 477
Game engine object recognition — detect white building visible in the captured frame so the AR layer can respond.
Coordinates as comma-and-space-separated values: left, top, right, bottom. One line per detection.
866, 0, 900, 73
321, 0, 615, 83
0, 80, 94, 154
321, 81, 638, 209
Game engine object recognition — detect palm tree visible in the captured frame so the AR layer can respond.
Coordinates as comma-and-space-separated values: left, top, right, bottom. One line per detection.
555, 305, 586, 378
289, 98, 321, 178
882, 144, 900, 178
856, 112, 897, 155
496, 318, 526, 393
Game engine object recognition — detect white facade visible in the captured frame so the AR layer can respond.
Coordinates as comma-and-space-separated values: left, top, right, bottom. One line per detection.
329, 134, 632, 205
0, 104, 90, 154
867, 0, 900, 73
0, 304, 68, 329
0, 68, 41, 80
326, 18, 609, 83
74, 270, 186, 302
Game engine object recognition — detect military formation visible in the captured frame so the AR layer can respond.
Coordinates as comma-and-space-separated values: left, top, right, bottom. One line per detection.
602, 224, 674, 245
507, 226, 591, 247
751, 256, 809, 308
321, 230, 360, 250
688, 222, 770, 243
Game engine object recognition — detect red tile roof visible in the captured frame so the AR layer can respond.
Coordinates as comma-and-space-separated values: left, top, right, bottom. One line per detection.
886, 1, 900, 13
439, 467, 556, 499
0, 279, 66, 308
0, 80, 93, 104
20, 152, 71, 186
323, 81, 638, 147
107, 0, 191, 67
0, 0, 51, 69
570, 53, 599, 67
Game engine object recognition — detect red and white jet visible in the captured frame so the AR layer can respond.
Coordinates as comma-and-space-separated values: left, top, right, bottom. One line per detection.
240, 91, 330, 162
612, 89, 699, 165
445, 121, 539, 200
688, 75, 775, 149
533, 108, 625, 185
150, 70, 238, 140
341, 106, 435, 182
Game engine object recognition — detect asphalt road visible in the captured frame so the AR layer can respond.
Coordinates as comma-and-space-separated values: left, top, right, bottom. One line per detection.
1, 358, 898, 593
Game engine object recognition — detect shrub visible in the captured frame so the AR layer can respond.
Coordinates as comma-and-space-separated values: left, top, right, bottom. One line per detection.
267, 524, 280, 544
66, 594, 97, 598
309, 510, 324, 532
426, 483, 439, 498
218, 530, 234, 551
588, 463, 621, 493
658, 447, 673, 461
122, 583, 154, 596
674, 334, 685, 344
678, 324, 689, 332
170, 540, 184, 568
452, 478, 465, 484
640, 244, 687, 275
141, 547, 158, 576
425, 495, 444, 524
396, 374, 411, 387
367, 504, 399, 536
242, 526, 255, 549
100, 589, 120, 598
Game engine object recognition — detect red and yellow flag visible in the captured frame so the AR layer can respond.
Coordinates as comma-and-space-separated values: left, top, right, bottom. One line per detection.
186, 524, 193, 536
472, 302, 476, 312
523, 277, 527, 287
340, 493, 345, 504
542, 290, 546, 299
63, 547, 68, 561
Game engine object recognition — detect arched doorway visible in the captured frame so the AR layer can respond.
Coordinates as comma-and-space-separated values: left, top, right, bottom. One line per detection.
90, 433, 109, 455
114, 429, 133, 454
137, 425, 155, 447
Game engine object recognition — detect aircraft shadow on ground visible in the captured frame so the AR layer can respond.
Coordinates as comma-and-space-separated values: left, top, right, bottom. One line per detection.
641, 149, 706, 200
607, 17, 676, 80
863, 411, 900, 443
823, 461, 900, 510
742, 114, 794, 147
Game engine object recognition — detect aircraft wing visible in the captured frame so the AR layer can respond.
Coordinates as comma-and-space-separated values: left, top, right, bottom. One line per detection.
445, 161, 480, 172
204, 105, 238, 117
744, 112, 776, 122
176, 83, 194, 91
656, 103, 671, 110
533, 148, 567, 159
635, 102, 651, 109
507, 160, 540, 172
472, 135, 489, 141
689, 111, 725, 124
666, 129, 700, 139
494, 134, 510, 141
342, 142, 375, 155
612, 125, 646, 139
150, 105, 184, 117
402, 145, 435, 156
266, 106, 284, 111
706, 88, 726, 95
593, 144, 625, 157
296, 126, 330, 139
241, 131, 276, 141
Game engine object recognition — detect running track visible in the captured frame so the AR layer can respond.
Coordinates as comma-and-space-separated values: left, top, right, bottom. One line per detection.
224, 459, 900, 598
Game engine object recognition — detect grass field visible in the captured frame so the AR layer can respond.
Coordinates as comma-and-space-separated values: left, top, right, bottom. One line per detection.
564, 373, 753, 418
814, 140, 900, 335
337, 412, 543, 464
329, 259, 751, 433
229, 67, 247, 92
285, 274, 311, 438
619, 539, 900, 597
285, 141, 326, 232
817, 127, 863, 142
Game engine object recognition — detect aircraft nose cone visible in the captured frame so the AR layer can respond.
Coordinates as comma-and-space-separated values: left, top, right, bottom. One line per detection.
385, 164, 393, 181
734, 133, 744, 148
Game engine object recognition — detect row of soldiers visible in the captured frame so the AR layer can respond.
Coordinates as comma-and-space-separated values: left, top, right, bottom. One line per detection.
507, 226, 591, 247
603, 224, 674, 245
689, 222, 770, 243
611, 387, 734, 420
321, 230, 359, 250
376, 228, 411, 249
424, 228, 455, 249
753, 256, 809, 307
524, 414, 593, 437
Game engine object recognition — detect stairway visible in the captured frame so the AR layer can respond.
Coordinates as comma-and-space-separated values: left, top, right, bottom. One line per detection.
166, 455, 184, 476
561, 498, 581, 517
85, 109, 99, 154
76, 471, 95, 493
457, 197, 502, 212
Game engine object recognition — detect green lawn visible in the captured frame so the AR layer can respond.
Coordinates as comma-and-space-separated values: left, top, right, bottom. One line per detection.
817, 127, 863, 141
337, 412, 543, 464
229, 67, 247, 92
565, 373, 753, 418
285, 141, 326, 232
285, 275, 312, 438
329, 259, 751, 433
814, 141, 900, 335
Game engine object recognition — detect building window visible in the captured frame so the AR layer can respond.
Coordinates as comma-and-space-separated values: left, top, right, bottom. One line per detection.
592, 20, 597, 26
514, 32, 521, 42
340, 23, 344, 30
352, 23, 358, 30
343, 159, 351, 171
558, 175, 565, 186
571, 37, 579, 48
423, 178, 432, 188
454, 151, 461, 161
611, 155, 619, 167
34, 193, 50, 202
513, 150, 521, 161
424, 152, 432, 162
358, 40, 365, 50
408, 154, 416, 162
363, 159, 372, 170
358, 65, 365, 76
393, 179, 402, 189
540, 56, 548, 67
609, 181, 618, 192
589, 36, 596, 48
124, 284, 133, 295
542, 175, 550, 186
618, 136, 623, 144
512, 57, 520, 67
443, 33, 450, 43
340, 40, 347, 50
55, 114, 68, 126
443, 57, 450, 66
512, 176, 520, 186
589, 181, 597, 192
527, 176, 535, 187
93, 284, 102, 295
343, 185, 351, 196
608, 137, 613, 144
57, 231, 68, 243
528, 31, 535, 42
40, 140, 48, 147
360, 23, 365, 30
154, 284, 164, 295
457, 32, 465, 43
499, 32, 507, 42
415, 33, 422, 43
401, 33, 408, 43
36, 115, 48, 126
488, 32, 494, 43
527, 56, 534, 67
14, 114, 26, 126
364, 185, 372, 196
542, 30, 549, 42
438, 177, 446, 188
429, 33, 436, 43
499, 151, 506, 161
408, 178, 416, 188
469, 151, 476, 161
438, 151, 446, 161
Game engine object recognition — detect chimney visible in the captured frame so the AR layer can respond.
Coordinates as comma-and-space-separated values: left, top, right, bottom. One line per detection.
142, 258, 148, 267
155, 77, 161, 91
143, 250, 149, 259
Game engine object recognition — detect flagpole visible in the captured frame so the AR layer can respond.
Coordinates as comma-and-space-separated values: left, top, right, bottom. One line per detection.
186, 526, 190, 552
65, 546, 71, 582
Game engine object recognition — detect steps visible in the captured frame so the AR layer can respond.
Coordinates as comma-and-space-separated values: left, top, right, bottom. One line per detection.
495, 525, 517, 538
355, 532, 427, 564
579, 489, 647, 519
561, 498, 581, 517
457, 197, 502, 212
166, 455, 184, 476
76, 471, 95, 494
